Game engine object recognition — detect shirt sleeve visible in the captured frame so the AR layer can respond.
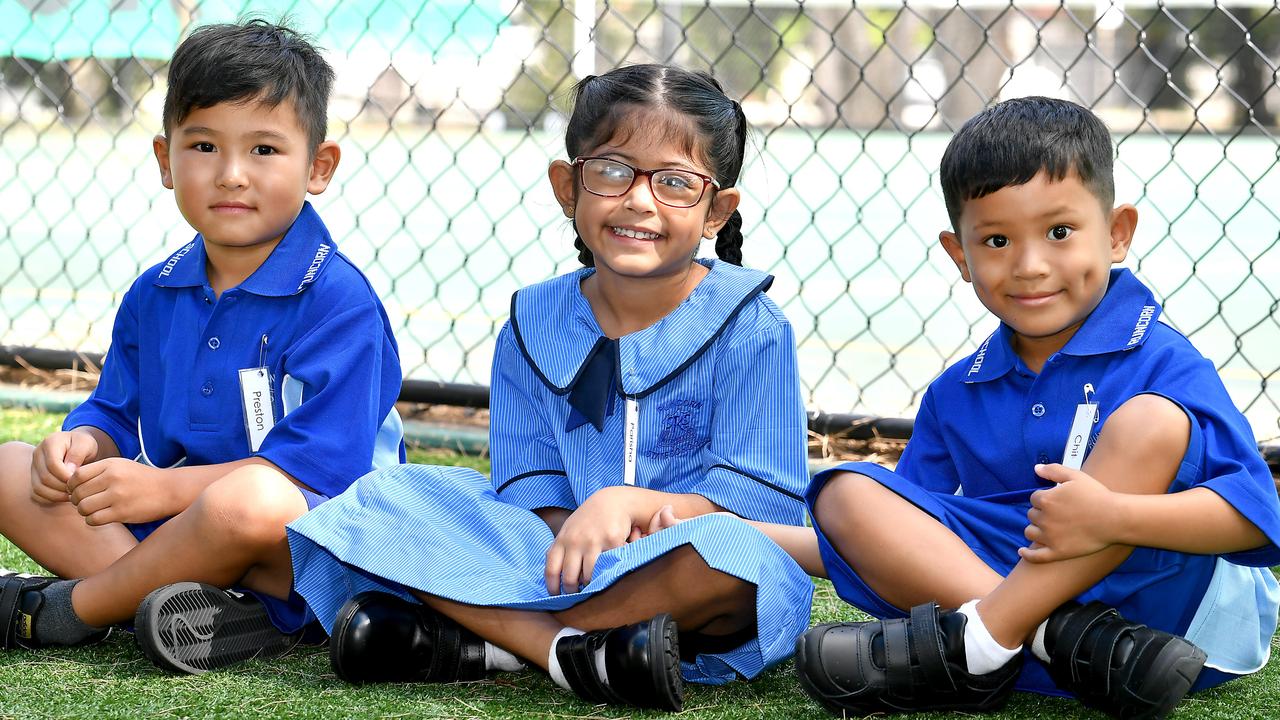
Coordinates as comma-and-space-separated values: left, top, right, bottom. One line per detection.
895, 387, 963, 494
254, 301, 402, 498
688, 315, 807, 525
489, 324, 574, 511
61, 281, 142, 460
1146, 352, 1280, 567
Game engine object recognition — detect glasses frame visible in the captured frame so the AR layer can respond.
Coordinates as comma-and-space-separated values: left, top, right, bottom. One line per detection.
572, 156, 721, 209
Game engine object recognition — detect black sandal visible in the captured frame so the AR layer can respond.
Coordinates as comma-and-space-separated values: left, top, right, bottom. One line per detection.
1045, 601, 1205, 719
0, 570, 57, 649
795, 602, 1022, 716
329, 591, 486, 684
555, 613, 683, 711
135, 582, 303, 674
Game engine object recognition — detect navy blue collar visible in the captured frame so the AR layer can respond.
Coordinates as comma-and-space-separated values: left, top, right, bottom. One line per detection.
153, 202, 336, 297
963, 268, 1162, 383
511, 259, 773, 430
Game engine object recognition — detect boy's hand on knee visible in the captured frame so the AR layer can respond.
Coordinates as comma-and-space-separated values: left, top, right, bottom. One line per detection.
66, 457, 171, 526
1020, 464, 1119, 563
29, 431, 99, 504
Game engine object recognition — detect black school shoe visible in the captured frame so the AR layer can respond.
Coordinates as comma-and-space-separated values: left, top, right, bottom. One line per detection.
329, 591, 486, 683
135, 582, 303, 674
1045, 601, 1206, 719
0, 570, 110, 650
795, 602, 1022, 716
555, 613, 683, 711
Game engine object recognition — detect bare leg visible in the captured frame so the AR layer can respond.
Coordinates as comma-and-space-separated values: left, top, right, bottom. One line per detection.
978, 394, 1189, 647
415, 545, 755, 669
0, 442, 137, 577
818, 395, 1189, 651
71, 464, 308, 626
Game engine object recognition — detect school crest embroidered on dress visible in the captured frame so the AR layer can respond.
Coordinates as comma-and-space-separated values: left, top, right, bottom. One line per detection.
644, 398, 707, 459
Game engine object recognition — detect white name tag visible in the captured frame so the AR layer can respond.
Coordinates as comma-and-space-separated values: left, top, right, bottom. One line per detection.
623, 397, 639, 485
238, 367, 276, 452
1061, 402, 1097, 470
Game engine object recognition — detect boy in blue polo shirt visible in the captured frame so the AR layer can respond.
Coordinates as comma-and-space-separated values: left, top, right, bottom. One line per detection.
794, 97, 1280, 719
0, 19, 403, 674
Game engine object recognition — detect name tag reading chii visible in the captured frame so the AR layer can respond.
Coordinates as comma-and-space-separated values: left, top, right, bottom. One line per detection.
1060, 383, 1098, 470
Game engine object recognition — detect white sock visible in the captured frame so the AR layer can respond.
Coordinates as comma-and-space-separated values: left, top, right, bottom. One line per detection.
1030, 619, 1050, 663
547, 626, 585, 691
484, 641, 526, 672
957, 599, 1021, 675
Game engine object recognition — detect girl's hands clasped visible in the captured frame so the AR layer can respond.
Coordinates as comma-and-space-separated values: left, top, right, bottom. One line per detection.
545, 485, 642, 595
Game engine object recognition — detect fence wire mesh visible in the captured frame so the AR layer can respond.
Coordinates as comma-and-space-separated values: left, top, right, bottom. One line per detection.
1, 0, 1278, 441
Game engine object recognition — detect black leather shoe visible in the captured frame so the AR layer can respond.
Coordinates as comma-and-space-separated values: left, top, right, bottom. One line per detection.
1045, 601, 1205, 719
330, 591, 486, 683
555, 613, 683, 711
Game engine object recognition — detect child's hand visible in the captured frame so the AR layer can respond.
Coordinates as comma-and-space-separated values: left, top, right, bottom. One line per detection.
1020, 463, 1119, 563
30, 431, 99, 504
545, 486, 640, 595
66, 458, 173, 526
648, 504, 683, 534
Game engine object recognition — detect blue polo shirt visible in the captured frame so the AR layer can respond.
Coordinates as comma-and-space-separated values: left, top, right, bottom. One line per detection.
64, 202, 404, 498
900, 267, 1280, 566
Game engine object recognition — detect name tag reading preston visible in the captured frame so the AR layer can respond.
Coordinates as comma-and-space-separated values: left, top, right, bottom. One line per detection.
238, 367, 276, 452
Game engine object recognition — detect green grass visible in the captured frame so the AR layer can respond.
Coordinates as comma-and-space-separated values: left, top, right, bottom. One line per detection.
1, 407, 1278, 719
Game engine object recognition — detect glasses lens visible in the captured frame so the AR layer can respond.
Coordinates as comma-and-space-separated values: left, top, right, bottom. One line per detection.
651, 170, 705, 207
581, 159, 634, 196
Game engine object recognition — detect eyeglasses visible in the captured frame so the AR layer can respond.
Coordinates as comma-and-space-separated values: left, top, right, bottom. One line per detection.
573, 156, 720, 209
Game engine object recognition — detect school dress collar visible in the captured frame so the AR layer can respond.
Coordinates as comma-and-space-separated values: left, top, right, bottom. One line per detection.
151, 202, 336, 297
963, 268, 1162, 384
510, 259, 774, 431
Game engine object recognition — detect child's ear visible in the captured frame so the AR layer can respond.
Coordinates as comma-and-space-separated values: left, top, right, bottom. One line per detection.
548, 160, 577, 217
939, 230, 972, 283
1108, 203, 1138, 263
306, 141, 341, 195
152, 135, 173, 190
702, 188, 741, 238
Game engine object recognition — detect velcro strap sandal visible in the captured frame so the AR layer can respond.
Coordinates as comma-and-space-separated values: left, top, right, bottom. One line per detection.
0, 570, 55, 649
795, 602, 1022, 716
1045, 601, 1206, 719
555, 613, 683, 711
329, 591, 486, 684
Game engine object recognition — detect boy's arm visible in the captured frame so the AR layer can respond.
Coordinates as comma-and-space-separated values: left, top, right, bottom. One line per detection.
1020, 463, 1267, 562
644, 505, 826, 577
66, 455, 298, 526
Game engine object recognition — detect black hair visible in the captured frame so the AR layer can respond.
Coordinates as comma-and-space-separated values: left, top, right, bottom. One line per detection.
163, 18, 333, 151
939, 96, 1115, 234
563, 64, 748, 267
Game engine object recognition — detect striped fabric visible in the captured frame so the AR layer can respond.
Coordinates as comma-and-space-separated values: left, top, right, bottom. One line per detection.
287, 259, 813, 684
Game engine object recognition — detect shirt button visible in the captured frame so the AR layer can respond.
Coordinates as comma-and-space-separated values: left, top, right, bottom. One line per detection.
1031, 403, 1046, 417
201, 382, 214, 396
207, 337, 220, 350
1038, 453, 1051, 464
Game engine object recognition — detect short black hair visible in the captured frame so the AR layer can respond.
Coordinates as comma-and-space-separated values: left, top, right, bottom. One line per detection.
940, 96, 1114, 232
163, 18, 333, 150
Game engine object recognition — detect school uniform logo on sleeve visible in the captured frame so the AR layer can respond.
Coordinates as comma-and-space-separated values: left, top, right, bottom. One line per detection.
644, 398, 707, 459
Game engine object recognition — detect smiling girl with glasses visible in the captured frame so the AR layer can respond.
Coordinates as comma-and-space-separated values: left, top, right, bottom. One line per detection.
286, 63, 812, 712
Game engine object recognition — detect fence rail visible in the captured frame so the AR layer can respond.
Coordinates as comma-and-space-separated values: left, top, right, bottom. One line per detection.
2, 0, 1278, 442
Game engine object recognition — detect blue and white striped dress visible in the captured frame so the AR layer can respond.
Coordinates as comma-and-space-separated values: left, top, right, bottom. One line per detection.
287, 259, 813, 684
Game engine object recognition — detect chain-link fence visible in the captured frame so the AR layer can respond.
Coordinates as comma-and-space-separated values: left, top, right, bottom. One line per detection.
1, 1, 1278, 442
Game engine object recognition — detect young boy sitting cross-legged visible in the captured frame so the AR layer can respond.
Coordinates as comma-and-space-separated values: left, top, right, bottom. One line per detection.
0, 19, 403, 673
794, 97, 1280, 719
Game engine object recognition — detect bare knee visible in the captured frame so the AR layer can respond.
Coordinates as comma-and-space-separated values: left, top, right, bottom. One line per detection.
814, 472, 891, 539
1090, 394, 1190, 492
0, 442, 37, 515
192, 465, 308, 549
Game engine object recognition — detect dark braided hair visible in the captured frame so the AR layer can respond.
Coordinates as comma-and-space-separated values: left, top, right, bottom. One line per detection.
563, 64, 748, 267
